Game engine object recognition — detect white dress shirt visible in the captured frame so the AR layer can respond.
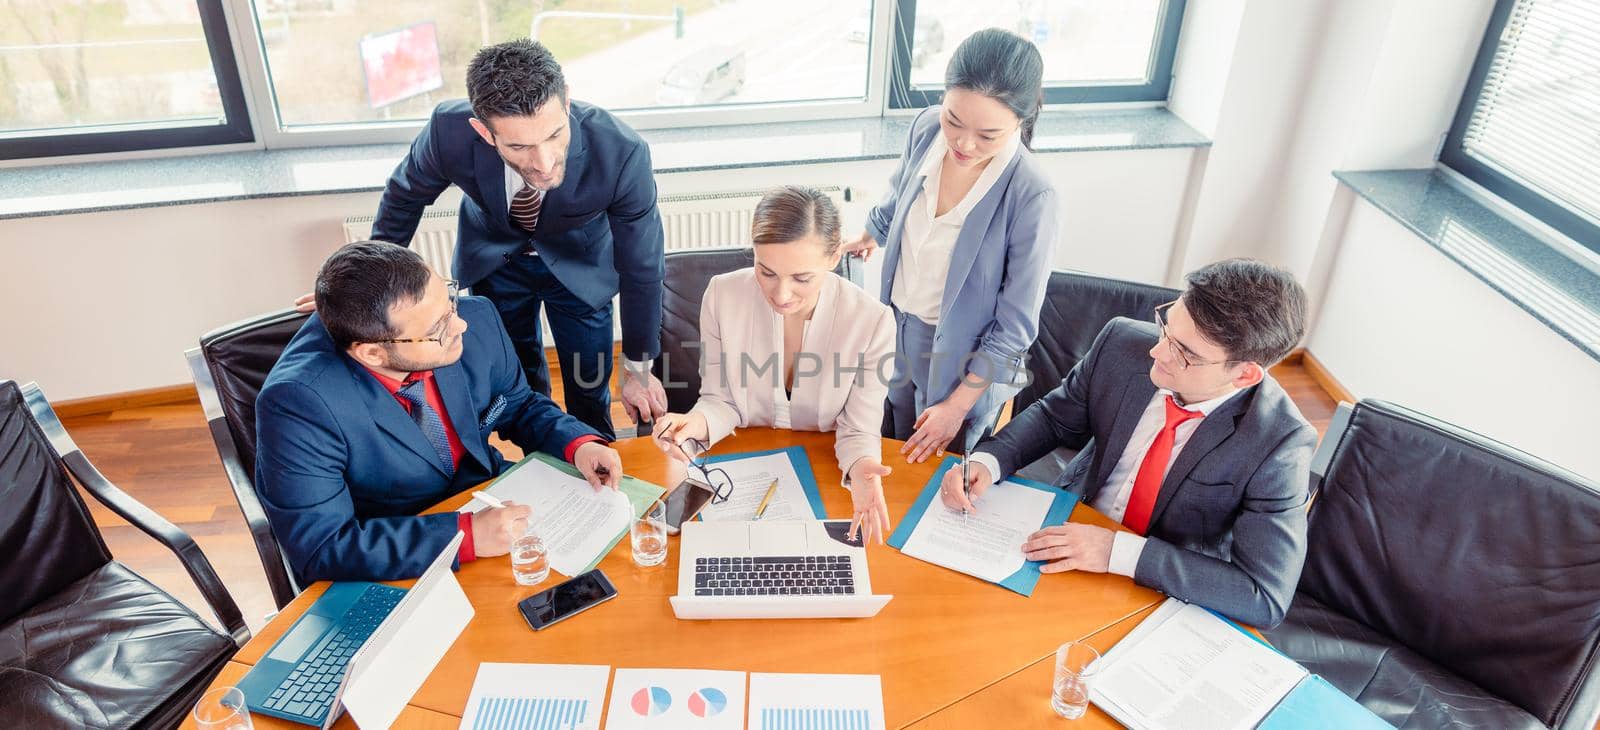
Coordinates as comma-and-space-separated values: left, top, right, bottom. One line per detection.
970, 387, 1244, 578
890, 130, 1021, 324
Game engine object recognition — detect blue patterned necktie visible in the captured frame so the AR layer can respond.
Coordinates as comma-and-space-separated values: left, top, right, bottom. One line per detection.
396, 378, 455, 477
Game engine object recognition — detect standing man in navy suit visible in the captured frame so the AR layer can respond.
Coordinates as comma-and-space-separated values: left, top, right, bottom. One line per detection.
323, 39, 668, 440
258, 242, 626, 583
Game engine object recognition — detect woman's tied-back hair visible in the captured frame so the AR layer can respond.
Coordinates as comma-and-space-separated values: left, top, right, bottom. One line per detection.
944, 28, 1045, 149
751, 185, 843, 257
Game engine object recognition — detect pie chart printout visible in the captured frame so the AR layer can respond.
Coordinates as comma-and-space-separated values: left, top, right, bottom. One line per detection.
689, 687, 729, 718
631, 686, 672, 717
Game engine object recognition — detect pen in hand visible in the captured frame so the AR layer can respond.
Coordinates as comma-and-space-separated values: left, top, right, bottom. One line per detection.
471, 490, 506, 510
960, 454, 971, 525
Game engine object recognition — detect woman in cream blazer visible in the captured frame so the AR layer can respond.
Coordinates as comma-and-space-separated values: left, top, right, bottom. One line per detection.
653, 185, 898, 544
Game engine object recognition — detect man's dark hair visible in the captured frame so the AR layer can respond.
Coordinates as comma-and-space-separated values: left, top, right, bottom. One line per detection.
1181, 258, 1307, 366
315, 242, 431, 350
466, 38, 567, 124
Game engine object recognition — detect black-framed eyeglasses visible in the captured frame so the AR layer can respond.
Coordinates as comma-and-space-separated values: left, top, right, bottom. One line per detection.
371, 280, 461, 347
676, 437, 737, 505
1153, 301, 1233, 371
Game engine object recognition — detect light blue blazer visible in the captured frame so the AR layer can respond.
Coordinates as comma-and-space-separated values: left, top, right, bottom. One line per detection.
866, 106, 1060, 406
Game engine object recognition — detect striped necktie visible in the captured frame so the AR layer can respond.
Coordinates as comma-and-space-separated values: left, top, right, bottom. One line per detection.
510, 183, 543, 234
396, 378, 455, 477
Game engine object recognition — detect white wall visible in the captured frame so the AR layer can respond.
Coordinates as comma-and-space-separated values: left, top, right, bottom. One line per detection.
1309, 202, 1600, 478
0, 147, 1196, 401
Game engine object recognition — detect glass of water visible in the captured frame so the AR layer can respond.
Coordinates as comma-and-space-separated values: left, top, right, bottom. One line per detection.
1051, 640, 1101, 719
631, 498, 669, 567
193, 686, 253, 730
509, 523, 550, 586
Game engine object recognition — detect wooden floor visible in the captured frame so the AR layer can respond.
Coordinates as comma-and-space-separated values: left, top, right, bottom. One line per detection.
60, 357, 1338, 634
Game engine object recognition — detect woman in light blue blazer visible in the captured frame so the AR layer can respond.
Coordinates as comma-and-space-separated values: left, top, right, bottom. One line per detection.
845, 29, 1058, 463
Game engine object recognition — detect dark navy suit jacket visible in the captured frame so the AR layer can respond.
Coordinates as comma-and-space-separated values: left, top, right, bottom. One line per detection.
254, 296, 598, 583
977, 318, 1317, 628
372, 99, 665, 361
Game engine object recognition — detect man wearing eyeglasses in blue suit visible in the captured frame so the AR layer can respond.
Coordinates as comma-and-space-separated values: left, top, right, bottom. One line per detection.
259, 242, 626, 583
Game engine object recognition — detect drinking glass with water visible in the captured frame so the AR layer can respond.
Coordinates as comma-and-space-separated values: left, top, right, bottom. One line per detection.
1052, 640, 1101, 719
510, 522, 550, 586
631, 498, 668, 567
193, 686, 252, 730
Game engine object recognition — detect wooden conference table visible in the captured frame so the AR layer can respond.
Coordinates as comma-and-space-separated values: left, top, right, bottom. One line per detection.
190, 429, 1169, 729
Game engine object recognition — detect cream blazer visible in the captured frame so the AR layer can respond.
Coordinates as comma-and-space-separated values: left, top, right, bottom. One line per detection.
689, 268, 895, 479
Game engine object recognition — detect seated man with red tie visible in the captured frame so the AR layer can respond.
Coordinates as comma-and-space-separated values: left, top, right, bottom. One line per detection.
256, 242, 625, 584
942, 259, 1315, 628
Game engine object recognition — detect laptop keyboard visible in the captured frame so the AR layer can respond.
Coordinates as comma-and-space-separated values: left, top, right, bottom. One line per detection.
693, 555, 856, 596
262, 584, 405, 721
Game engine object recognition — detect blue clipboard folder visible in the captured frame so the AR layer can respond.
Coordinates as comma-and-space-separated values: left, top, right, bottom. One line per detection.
701, 445, 828, 519
887, 455, 1078, 596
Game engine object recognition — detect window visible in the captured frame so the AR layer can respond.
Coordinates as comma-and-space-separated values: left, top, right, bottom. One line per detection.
0, 0, 252, 160
1, 0, 1194, 160
889, 0, 1187, 108
1442, 0, 1600, 254
247, 0, 876, 132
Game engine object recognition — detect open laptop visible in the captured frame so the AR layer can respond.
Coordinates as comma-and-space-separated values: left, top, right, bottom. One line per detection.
238, 533, 464, 727
670, 519, 893, 619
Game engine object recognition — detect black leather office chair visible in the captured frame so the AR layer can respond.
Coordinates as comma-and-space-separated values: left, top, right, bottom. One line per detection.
186, 309, 310, 610
1009, 270, 1180, 483
1263, 400, 1600, 729
652, 247, 860, 418
0, 380, 247, 728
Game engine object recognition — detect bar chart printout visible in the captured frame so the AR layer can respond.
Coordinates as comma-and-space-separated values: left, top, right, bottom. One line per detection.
458, 663, 610, 730
747, 673, 887, 730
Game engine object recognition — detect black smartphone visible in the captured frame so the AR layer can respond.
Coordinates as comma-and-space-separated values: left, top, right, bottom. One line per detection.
663, 477, 717, 534
517, 569, 618, 631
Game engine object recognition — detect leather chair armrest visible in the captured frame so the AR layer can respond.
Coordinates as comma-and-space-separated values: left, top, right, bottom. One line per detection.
24, 383, 251, 646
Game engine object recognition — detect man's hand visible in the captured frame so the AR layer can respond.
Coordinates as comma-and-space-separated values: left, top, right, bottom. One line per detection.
293, 292, 317, 313
901, 398, 971, 463
471, 501, 532, 557
846, 459, 893, 545
573, 440, 623, 490
619, 367, 668, 425
1022, 523, 1115, 574
938, 459, 992, 512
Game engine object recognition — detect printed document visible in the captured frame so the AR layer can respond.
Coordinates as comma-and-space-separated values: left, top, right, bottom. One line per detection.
899, 478, 1056, 584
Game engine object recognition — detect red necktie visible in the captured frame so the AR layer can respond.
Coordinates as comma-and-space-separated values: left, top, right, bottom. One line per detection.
510, 183, 543, 233
1123, 395, 1205, 535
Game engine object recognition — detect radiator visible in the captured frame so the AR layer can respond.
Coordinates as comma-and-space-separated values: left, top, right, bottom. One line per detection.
341, 185, 851, 276
342, 211, 460, 277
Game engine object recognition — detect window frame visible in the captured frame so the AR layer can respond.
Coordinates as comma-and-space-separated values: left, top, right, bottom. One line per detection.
886, 0, 1189, 109
231, 0, 897, 147
2, 0, 1193, 160
0, 0, 256, 161
1439, 0, 1600, 256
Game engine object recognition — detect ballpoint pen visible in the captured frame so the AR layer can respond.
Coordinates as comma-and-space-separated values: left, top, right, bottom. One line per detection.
961, 454, 970, 525
470, 490, 506, 510
753, 478, 780, 520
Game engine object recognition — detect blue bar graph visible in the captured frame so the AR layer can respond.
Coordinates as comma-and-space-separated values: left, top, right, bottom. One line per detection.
471, 697, 589, 730
760, 707, 870, 730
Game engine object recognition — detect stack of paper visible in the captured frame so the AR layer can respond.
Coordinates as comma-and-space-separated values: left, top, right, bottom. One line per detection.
748, 673, 886, 730
458, 663, 609, 730
1092, 599, 1391, 730
887, 456, 1077, 596
461, 452, 664, 576
696, 446, 826, 522
459, 665, 885, 730
605, 668, 746, 730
